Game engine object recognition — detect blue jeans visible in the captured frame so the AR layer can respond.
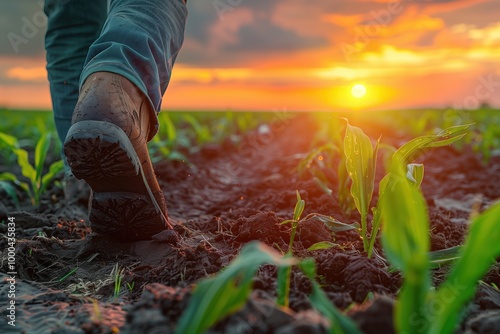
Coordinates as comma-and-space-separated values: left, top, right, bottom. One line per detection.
44, 0, 187, 153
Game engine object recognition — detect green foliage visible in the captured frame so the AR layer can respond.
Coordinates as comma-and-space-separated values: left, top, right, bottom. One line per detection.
278, 191, 305, 307
0, 131, 64, 206
427, 202, 500, 334
381, 163, 430, 333
342, 123, 471, 258
148, 113, 189, 163
278, 191, 357, 307
343, 123, 380, 252
406, 163, 424, 187
176, 242, 297, 334
177, 242, 360, 334
149, 111, 278, 163
300, 259, 363, 334
113, 264, 125, 299
392, 124, 471, 166
381, 161, 500, 334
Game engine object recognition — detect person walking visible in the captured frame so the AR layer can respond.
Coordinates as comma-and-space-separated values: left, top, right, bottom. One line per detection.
44, 0, 187, 241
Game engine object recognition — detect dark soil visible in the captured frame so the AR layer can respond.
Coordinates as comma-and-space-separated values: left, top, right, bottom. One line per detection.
1, 113, 499, 333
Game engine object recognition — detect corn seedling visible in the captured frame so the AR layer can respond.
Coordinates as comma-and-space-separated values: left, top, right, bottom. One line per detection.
277, 190, 305, 307
343, 122, 380, 252
343, 123, 471, 257
177, 241, 360, 334
176, 242, 298, 334
127, 281, 135, 292
0, 131, 64, 206
299, 258, 363, 334
381, 162, 500, 334
148, 113, 190, 163
278, 191, 358, 307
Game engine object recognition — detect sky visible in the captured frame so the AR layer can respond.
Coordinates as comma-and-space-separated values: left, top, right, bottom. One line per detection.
1, 0, 499, 112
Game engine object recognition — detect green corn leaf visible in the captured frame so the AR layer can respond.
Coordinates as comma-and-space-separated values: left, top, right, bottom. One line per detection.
0, 181, 20, 206
297, 144, 337, 176
428, 202, 500, 334
299, 259, 362, 334
293, 190, 305, 221
344, 124, 378, 251
381, 163, 430, 271
393, 124, 471, 166
344, 124, 374, 217
303, 214, 359, 232
0, 172, 31, 197
166, 150, 189, 162
337, 156, 355, 215
277, 253, 293, 307
41, 160, 64, 194
428, 245, 462, 268
0, 172, 19, 183
163, 113, 177, 142
0, 172, 28, 192
34, 132, 52, 186
313, 176, 333, 196
307, 241, 338, 251
176, 242, 297, 334
380, 162, 430, 334
406, 163, 425, 187
14, 148, 36, 183
0, 131, 19, 149
184, 114, 211, 144
280, 219, 295, 225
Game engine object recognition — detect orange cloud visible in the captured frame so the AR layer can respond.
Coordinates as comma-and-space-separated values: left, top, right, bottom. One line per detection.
6, 66, 46, 82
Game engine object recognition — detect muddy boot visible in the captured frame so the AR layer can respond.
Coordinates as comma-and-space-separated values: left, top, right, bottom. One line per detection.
63, 72, 172, 242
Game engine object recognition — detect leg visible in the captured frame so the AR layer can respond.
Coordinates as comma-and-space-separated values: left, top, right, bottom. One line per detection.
63, 0, 187, 241
44, 0, 107, 147
81, 0, 187, 119
44, 0, 107, 204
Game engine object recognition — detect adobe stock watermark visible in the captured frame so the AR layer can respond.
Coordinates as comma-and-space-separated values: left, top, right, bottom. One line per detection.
339, 0, 411, 62
213, 0, 246, 20
401, 278, 468, 334
7, 0, 70, 54
4, 217, 17, 328
453, 73, 500, 110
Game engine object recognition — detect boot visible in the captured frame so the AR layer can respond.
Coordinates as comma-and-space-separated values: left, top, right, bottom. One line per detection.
63, 72, 172, 241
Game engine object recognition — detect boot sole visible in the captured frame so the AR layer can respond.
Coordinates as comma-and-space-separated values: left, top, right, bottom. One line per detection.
64, 120, 167, 241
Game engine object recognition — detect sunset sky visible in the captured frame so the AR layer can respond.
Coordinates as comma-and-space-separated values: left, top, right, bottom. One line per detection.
1, 0, 500, 112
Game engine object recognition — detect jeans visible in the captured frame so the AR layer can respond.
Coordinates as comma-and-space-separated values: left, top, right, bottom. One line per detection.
44, 0, 187, 153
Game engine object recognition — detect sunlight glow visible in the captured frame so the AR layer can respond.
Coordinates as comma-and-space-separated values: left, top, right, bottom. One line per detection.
351, 84, 366, 99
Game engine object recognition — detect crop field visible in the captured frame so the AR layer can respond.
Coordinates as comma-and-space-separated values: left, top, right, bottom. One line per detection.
0, 108, 500, 333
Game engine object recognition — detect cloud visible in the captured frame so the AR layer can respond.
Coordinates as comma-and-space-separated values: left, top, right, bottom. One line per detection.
178, 1, 330, 67
0, 2, 46, 57
6, 66, 46, 82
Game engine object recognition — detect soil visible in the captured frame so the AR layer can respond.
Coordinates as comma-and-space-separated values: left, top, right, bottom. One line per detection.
1, 113, 499, 333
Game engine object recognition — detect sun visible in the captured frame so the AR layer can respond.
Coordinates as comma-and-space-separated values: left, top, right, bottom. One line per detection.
351, 84, 366, 99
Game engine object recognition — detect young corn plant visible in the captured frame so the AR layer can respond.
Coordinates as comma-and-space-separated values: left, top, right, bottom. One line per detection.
277, 190, 305, 308
344, 123, 471, 257
148, 113, 189, 163
176, 241, 361, 334
381, 162, 500, 334
0, 131, 64, 206
176, 242, 297, 334
343, 123, 380, 253
278, 191, 358, 307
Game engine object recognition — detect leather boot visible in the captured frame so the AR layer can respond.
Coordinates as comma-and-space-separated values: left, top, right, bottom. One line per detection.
63, 72, 172, 241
